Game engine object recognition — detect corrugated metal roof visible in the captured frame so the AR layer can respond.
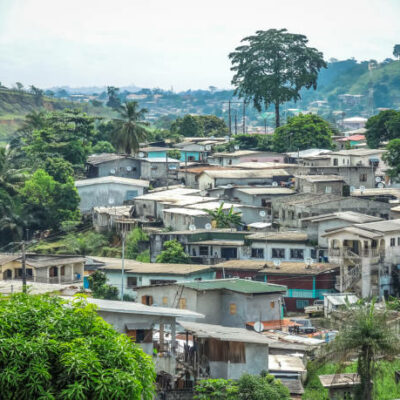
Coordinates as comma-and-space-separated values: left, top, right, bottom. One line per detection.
75, 176, 149, 187
202, 169, 290, 179
247, 231, 308, 242
236, 187, 295, 195
163, 208, 208, 216
177, 320, 275, 344
211, 150, 275, 158
87, 153, 128, 165
351, 188, 400, 198
181, 278, 286, 293
301, 211, 383, 224
296, 175, 345, 183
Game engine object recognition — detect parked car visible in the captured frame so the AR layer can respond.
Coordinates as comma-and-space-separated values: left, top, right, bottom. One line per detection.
304, 299, 324, 317
289, 318, 317, 334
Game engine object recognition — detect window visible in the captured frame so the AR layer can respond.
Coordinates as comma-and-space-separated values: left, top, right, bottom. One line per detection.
391, 238, 396, 247
296, 299, 310, 309
178, 298, 187, 309
125, 190, 138, 201
325, 186, 332, 194
230, 303, 237, 315
141, 295, 153, 306
127, 277, 137, 287
333, 158, 338, 166
272, 248, 285, 258
290, 249, 304, 259
270, 301, 275, 309
199, 246, 209, 256
162, 296, 168, 305
360, 174, 367, 182
251, 248, 264, 259
311, 249, 317, 259
398, 237, 400, 246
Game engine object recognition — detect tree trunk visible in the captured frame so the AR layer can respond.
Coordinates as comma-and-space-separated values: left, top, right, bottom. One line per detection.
274, 103, 280, 128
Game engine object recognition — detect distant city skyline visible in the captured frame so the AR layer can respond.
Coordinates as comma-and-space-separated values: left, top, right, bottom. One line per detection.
0, 0, 399, 91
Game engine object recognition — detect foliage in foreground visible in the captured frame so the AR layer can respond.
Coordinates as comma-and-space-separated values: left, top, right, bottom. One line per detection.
156, 239, 190, 264
0, 293, 155, 399
194, 374, 290, 400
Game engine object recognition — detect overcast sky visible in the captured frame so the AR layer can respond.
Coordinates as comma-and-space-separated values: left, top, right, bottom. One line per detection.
0, 0, 399, 91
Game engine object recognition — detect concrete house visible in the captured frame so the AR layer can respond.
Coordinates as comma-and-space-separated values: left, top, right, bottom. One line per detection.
178, 320, 272, 380
328, 149, 387, 169
271, 193, 391, 229
94, 257, 215, 298
208, 150, 285, 166
198, 169, 291, 190
139, 157, 181, 183
323, 219, 400, 298
85, 154, 141, 179
75, 176, 150, 213
301, 212, 383, 248
295, 175, 345, 196
0, 254, 84, 284
162, 208, 212, 231
135, 278, 287, 327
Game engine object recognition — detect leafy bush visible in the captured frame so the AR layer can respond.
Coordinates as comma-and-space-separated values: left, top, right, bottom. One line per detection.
126, 227, 149, 260
0, 293, 155, 399
194, 379, 238, 399
88, 270, 119, 300
156, 239, 190, 264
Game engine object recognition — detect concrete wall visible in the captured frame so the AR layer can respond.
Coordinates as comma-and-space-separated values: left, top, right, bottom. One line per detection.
249, 241, 316, 262
141, 161, 180, 181
297, 180, 344, 196
77, 183, 145, 212
163, 212, 211, 231
97, 159, 141, 179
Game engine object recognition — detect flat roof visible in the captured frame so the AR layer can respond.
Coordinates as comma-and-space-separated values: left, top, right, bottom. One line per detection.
330, 149, 386, 156
134, 188, 201, 201
247, 231, 308, 242
301, 211, 383, 224
93, 257, 212, 275
236, 187, 295, 195
75, 176, 149, 187
177, 320, 275, 344
87, 153, 129, 165
189, 240, 245, 246
201, 169, 290, 179
163, 207, 208, 216
68, 297, 204, 319
319, 373, 360, 388
140, 157, 180, 163
211, 150, 279, 158
181, 278, 287, 293
351, 188, 400, 199
296, 175, 345, 183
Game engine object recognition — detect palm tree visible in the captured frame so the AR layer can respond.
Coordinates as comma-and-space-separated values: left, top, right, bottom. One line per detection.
324, 300, 400, 400
203, 202, 242, 228
113, 101, 149, 154
0, 148, 26, 196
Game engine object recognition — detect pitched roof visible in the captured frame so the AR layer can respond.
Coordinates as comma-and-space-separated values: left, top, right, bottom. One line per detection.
87, 153, 129, 165
236, 187, 295, 195
75, 176, 149, 187
330, 149, 386, 156
163, 207, 209, 216
177, 320, 275, 344
211, 150, 278, 158
272, 193, 342, 206
296, 175, 345, 183
201, 169, 290, 179
301, 211, 383, 224
180, 278, 287, 293
0, 254, 20, 266
0, 254, 85, 268
351, 188, 400, 199
246, 231, 308, 242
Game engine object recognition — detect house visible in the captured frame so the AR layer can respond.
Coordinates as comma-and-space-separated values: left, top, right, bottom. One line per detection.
328, 149, 387, 169
336, 134, 366, 150
208, 150, 285, 166
85, 154, 141, 179
137, 146, 174, 159
177, 320, 272, 380
135, 278, 287, 327
295, 175, 345, 196
323, 219, 400, 297
245, 231, 318, 262
198, 169, 291, 191
323, 293, 359, 317
162, 208, 212, 231
319, 373, 361, 399
0, 254, 84, 284
271, 193, 391, 229
285, 148, 332, 163
254, 260, 339, 312
174, 141, 214, 162
342, 116, 367, 130
177, 165, 235, 188
92, 205, 135, 232
94, 257, 215, 298
75, 176, 149, 213
351, 187, 400, 202
138, 157, 181, 183
301, 212, 383, 248
76, 297, 203, 376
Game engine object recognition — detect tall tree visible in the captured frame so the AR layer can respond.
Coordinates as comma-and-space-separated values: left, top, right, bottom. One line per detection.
393, 44, 400, 59
383, 138, 400, 180
325, 301, 400, 400
229, 29, 327, 127
365, 109, 400, 148
113, 101, 149, 154
106, 86, 121, 109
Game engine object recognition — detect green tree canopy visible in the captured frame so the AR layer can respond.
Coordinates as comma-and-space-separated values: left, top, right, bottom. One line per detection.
383, 138, 400, 180
393, 44, 400, 59
272, 114, 334, 152
92, 140, 116, 154
156, 239, 190, 264
88, 270, 120, 300
229, 29, 326, 127
0, 293, 155, 399
171, 114, 228, 137
365, 109, 400, 148
113, 101, 149, 154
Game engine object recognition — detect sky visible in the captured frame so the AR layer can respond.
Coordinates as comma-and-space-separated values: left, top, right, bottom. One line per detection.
0, 0, 399, 91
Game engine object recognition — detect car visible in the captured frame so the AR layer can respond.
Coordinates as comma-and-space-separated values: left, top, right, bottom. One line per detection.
289, 318, 317, 334
304, 300, 324, 317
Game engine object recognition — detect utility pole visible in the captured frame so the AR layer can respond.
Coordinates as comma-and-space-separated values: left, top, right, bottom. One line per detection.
185, 151, 188, 186
228, 100, 232, 140
234, 112, 238, 135
165, 151, 169, 190
264, 118, 267, 134
243, 101, 246, 134
21, 240, 27, 293
121, 230, 126, 301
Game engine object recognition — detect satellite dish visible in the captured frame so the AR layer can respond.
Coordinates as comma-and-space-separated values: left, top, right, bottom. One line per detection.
377, 182, 385, 188
205, 223, 212, 230
110, 168, 116, 175
189, 224, 196, 231
273, 259, 281, 267
205, 145, 211, 151
108, 197, 115, 205
234, 145, 240, 151
350, 186, 355, 193
360, 185, 366, 193
305, 257, 313, 265
272, 181, 278, 187
375, 176, 381, 183
259, 210, 266, 217
126, 166, 132, 172
138, 152, 145, 158
226, 184, 233, 189
253, 321, 264, 333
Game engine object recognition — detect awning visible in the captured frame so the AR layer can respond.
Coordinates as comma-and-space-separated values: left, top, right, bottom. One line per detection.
126, 323, 153, 330
369, 158, 380, 162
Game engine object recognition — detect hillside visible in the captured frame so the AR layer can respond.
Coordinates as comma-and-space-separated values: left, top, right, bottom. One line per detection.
0, 88, 114, 142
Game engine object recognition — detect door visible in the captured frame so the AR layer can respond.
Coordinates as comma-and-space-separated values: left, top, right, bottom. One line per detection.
221, 247, 237, 260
